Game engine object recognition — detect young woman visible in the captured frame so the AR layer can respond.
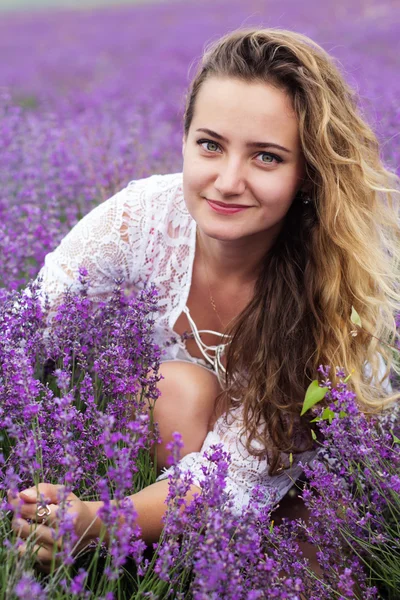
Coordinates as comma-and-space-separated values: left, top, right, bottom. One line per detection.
9, 27, 400, 569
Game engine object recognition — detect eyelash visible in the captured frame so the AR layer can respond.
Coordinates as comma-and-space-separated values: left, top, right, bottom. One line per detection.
196, 139, 283, 165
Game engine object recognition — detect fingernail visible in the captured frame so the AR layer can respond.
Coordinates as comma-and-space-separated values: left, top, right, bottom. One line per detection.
20, 489, 37, 500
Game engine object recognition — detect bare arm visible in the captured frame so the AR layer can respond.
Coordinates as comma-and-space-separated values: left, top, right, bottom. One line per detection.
86, 479, 202, 546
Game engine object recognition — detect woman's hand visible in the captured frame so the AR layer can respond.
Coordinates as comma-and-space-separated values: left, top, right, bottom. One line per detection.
8, 483, 102, 573
8, 479, 202, 572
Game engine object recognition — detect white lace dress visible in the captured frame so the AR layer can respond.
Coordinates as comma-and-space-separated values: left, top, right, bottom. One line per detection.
36, 172, 387, 515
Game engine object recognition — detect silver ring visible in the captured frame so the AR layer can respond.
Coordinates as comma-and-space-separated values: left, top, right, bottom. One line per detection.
36, 503, 52, 521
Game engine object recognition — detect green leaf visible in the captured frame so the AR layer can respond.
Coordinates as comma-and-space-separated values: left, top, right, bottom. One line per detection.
301, 380, 329, 416
310, 407, 336, 423
339, 411, 348, 418
391, 430, 400, 444
350, 306, 362, 328
320, 407, 335, 423
289, 453, 293, 467
311, 429, 317, 441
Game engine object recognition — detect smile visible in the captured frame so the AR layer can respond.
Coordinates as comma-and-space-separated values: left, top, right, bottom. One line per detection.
206, 199, 250, 215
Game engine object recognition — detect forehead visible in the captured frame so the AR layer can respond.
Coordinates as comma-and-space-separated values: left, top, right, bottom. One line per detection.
191, 76, 300, 146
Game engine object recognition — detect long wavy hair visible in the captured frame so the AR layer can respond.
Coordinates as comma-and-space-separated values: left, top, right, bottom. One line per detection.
182, 28, 400, 476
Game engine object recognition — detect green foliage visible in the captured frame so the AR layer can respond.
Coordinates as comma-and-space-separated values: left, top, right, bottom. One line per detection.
301, 380, 329, 416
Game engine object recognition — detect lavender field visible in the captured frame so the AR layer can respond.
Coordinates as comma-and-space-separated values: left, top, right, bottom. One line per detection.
0, 0, 400, 598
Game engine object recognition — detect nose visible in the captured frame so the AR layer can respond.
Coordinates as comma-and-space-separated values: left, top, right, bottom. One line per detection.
214, 159, 246, 197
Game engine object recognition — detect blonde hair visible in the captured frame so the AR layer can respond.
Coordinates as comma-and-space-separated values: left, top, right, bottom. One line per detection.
183, 28, 400, 475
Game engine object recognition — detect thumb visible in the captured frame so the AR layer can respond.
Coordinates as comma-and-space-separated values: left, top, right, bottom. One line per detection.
19, 483, 63, 504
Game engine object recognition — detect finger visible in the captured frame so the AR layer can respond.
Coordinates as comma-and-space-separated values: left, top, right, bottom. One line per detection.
19, 483, 65, 505
18, 540, 56, 574
12, 517, 57, 547
17, 502, 59, 526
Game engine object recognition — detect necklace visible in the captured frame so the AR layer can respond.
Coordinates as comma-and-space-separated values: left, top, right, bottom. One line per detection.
196, 229, 236, 331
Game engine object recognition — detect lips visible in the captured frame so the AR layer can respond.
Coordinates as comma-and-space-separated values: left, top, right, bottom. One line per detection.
207, 199, 249, 209
206, 199, 250, 215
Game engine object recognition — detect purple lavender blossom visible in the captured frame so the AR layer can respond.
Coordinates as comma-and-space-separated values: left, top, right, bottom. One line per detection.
1, 278, 161, 588
297, 366, 399, 598
13, 572, 46, 599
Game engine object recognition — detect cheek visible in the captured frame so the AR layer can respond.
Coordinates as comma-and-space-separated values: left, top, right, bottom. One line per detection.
183, 159, 210, 190
256, 179, 298, 214
182, 177, 201, 209
267, 171, 301, 198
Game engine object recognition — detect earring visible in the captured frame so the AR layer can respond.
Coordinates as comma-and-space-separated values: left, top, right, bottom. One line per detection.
299, 191, 312, 205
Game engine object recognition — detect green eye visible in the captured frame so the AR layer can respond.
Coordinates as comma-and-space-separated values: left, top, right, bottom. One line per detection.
197, 139, 221, 153
197, 140, 219, 152
257, 152, 283, 165
261, 154, 274, 163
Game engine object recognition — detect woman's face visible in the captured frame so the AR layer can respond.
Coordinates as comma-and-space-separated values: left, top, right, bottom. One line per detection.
182, 76, 307, 244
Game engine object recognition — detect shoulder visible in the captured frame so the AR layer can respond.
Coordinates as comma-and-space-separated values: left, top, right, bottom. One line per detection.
125, 171, 184, 209
125, 172, 192, 239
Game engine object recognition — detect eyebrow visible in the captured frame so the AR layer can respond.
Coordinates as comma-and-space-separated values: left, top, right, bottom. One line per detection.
195, 128, 292, 153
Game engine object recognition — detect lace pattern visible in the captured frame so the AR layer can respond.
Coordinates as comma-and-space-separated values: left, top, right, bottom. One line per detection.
156, 405, 318, 515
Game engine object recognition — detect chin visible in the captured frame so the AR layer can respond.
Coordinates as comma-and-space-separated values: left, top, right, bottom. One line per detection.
198, 224, 247, 242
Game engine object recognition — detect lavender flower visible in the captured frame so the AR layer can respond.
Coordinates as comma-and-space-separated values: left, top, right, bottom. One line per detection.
297, 366, 399, 598
13, 572, 46, 599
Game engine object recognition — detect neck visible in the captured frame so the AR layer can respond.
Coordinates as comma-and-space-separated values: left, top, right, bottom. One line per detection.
196, 226, 279, 286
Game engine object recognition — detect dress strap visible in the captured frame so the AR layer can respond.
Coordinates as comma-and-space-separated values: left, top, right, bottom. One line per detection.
182, 305, 231, 386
